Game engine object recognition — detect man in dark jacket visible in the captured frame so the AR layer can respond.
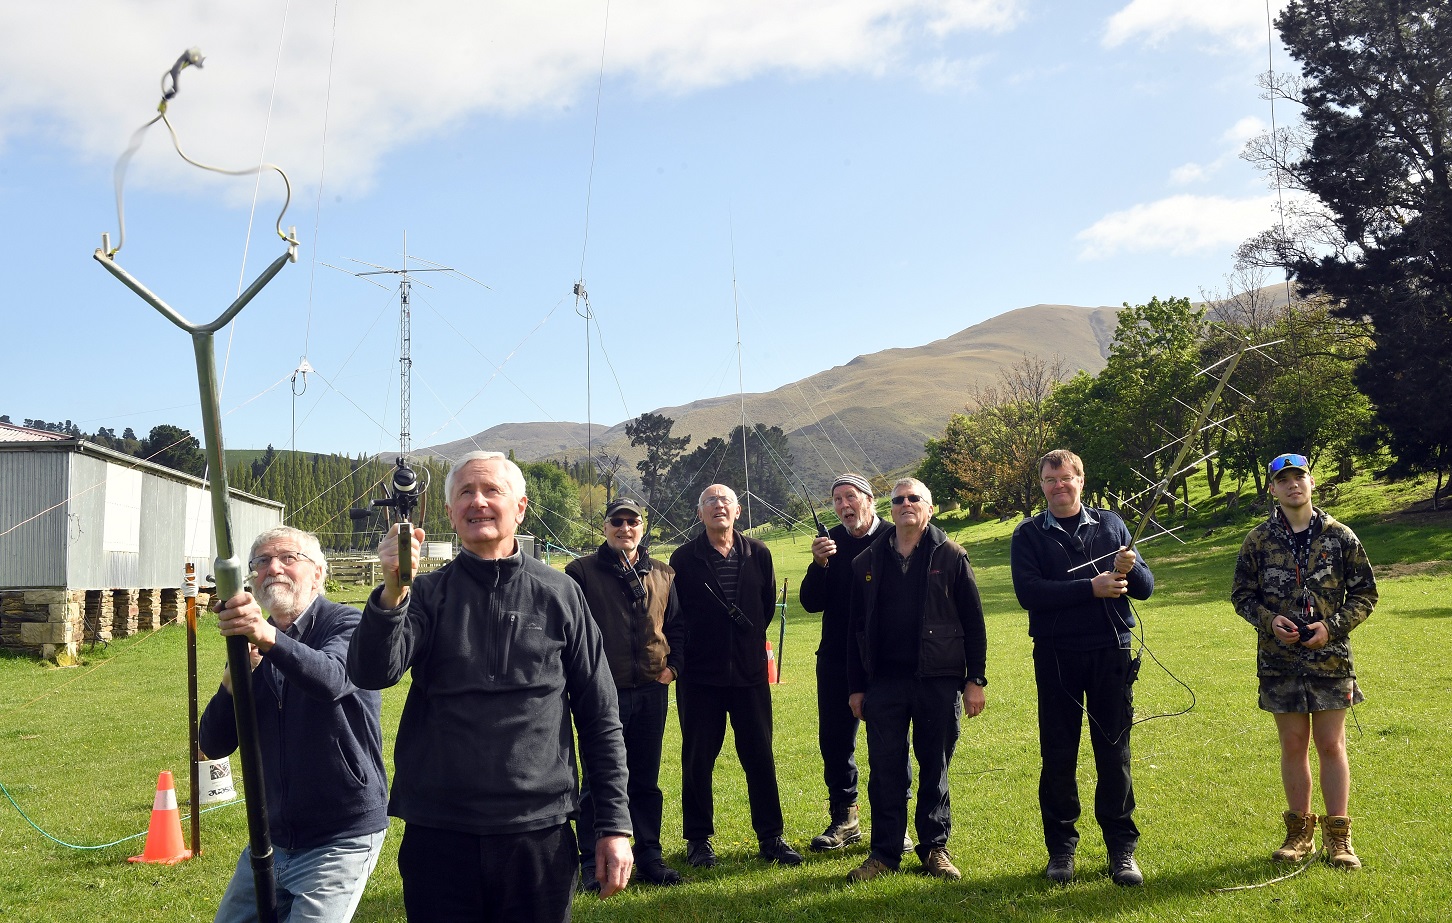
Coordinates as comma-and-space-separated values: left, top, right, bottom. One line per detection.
668, 484, 802, 869
566, 497, 685, 887
1010, 449, 1154, 887
347, 451, 632, 923
799, 473, 885, 851
201, 526, 387, 923
845, 478, 987, 883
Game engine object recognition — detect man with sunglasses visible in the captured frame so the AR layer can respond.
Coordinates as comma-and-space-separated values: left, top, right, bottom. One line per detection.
566, 498, 685, 889
201, 526, 388, 923
1232, 452, 1376, 870
844, 478, 987, 882
1010, 449, 1153, 887
669, 484, 803, 869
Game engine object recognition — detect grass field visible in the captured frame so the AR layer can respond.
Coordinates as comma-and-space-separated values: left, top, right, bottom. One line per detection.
2, 474, 1450, 922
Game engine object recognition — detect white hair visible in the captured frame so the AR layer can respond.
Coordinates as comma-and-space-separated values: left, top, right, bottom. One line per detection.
249, 526, 327, 580
893, 477, 933, 507
445, 451, 527, 500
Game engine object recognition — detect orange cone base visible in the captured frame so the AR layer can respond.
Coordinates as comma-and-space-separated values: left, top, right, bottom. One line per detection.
129, 771, 193, 864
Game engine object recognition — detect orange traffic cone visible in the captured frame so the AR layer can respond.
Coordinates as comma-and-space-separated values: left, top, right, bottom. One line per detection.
766, 640, 778, 684
129, 770, 193, 864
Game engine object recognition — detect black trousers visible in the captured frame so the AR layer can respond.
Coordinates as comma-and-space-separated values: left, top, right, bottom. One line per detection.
816, 651, 860, 813
398, 822, 576, 923
862, 674, 962, 869
578, 682, 669, 868
1033, 644, 1139, 856
677, 679, 784, 841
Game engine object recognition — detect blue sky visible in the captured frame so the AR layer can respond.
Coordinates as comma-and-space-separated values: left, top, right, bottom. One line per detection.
1, 1, 1296, 459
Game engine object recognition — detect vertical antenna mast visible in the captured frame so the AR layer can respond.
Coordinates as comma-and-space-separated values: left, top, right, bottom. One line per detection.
400, 232, 412, 455
730, 224, 752, 527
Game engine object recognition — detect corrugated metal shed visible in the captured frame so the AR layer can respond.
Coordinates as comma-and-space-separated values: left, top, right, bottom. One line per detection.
0, 438, 284, 591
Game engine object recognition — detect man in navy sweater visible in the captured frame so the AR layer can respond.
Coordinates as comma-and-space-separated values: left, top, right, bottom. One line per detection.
1010, 449, 1154, 887
201, 526, 388, 923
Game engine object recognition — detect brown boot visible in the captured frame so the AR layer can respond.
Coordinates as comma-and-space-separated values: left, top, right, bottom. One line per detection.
1272, 811, 1318, 863
1322, 815, 1361, 870
810, 804, 862, 851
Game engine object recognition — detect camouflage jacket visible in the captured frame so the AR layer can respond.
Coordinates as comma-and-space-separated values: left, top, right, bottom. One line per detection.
1231, 508, 1376, 678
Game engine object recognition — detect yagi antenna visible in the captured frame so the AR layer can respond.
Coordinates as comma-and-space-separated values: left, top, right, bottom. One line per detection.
1068, 338, 1277, 574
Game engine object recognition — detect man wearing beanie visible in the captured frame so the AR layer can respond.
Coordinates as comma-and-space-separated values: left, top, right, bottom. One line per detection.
799, 474, 886, 852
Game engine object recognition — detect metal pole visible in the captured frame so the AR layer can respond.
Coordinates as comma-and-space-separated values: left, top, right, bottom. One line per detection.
185, 564, 201, 857
95, 234, 294, 923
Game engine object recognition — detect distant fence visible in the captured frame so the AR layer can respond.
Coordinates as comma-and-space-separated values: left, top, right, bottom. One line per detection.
327, 553, 451, 586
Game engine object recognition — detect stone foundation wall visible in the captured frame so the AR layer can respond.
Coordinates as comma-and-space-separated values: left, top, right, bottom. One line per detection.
2, 586, 204, 661
1, 589, 86, 661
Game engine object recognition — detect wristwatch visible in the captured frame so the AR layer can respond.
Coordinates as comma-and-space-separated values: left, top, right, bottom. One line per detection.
969, 676, 988, 688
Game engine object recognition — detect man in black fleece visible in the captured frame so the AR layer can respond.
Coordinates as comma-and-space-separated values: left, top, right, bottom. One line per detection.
669, 484, 802, 869
201, 526, 387, 923
845, 478, 987, 883
799, 473, 885, 851
1010, 449, 1154, 887
347, 451, 632, 922
566, 497, 685, 888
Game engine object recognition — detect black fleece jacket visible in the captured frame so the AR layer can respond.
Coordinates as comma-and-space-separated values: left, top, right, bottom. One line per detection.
668, 530, 776, 687
347, 548, 631, 839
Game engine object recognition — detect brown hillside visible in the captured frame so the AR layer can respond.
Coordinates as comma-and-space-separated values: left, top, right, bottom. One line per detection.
422, 303, 1120, 493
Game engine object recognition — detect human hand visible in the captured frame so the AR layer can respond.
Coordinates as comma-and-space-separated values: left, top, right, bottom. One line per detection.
848, 692, 865, 720
380, 523, 425, 608
595, 835, 633, 897
1091, 571, 1129, 598
963, 683, 985, 718
811, 535, 837, 567
215, 591, 276, 650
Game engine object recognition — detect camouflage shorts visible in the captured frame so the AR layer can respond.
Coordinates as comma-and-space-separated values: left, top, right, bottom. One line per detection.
1259, 675, 1364, 714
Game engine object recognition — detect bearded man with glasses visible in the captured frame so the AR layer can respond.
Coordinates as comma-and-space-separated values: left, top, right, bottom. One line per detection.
566, 498, 686, 888
200, 526, 388, 923
844, 478, 987, 883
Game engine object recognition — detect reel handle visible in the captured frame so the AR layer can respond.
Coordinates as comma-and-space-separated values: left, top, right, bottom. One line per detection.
398, 521, 416, 587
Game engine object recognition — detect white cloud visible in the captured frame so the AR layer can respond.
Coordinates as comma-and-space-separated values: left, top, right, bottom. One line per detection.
1103, 0, 1289, 50
0, 1, 1024, 200
1167, 115, 1269, 185
1169, 162, 1207, 185
1076, 193, 1279, 259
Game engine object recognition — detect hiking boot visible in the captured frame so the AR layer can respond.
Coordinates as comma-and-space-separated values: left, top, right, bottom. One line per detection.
757, 836, 804, 866
686, 838, 717, 868
638, 859, 684, 885
1110, 851, 1143, 887
1272, 810, 1318, 863
1045, 852, 1075, 884
846, 856, 893, 882
1322, 816, 1361, 870
810, 804, 862, 851
922, 846, 961, 880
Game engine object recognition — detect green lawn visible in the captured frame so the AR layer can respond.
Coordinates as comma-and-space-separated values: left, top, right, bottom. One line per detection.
2, 478, 1450, 921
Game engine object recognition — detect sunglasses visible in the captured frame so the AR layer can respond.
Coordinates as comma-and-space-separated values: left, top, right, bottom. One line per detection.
1267, 453, 1310, 476
891, 494, 926, 505
608, 516, 641, 528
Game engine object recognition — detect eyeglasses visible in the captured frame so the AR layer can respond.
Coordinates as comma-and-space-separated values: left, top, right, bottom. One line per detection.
608, 516, 641, 528
248, 551, 313, 571
1041, 475, 1079, 487
1268, 453, 1310, 476
702, 496, 735, 507
891, 494, 926, 505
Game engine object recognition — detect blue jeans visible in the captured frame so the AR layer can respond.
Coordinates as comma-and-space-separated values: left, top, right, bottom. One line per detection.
214, 829, 386, 923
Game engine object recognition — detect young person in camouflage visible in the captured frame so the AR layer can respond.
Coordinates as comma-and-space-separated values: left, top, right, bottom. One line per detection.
1231, 453, 1377, 871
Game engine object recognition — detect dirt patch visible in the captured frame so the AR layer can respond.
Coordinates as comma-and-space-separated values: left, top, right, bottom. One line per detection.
1374, 560, 1452, 579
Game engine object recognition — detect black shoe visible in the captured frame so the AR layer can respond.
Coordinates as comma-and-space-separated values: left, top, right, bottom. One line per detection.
686, 838, 718, 868
578, 867, 601, 893
638, 859, 684, 885
1110, 852, 1143, 887
1046, 853, 1074, 884
757, 836, 804, 866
